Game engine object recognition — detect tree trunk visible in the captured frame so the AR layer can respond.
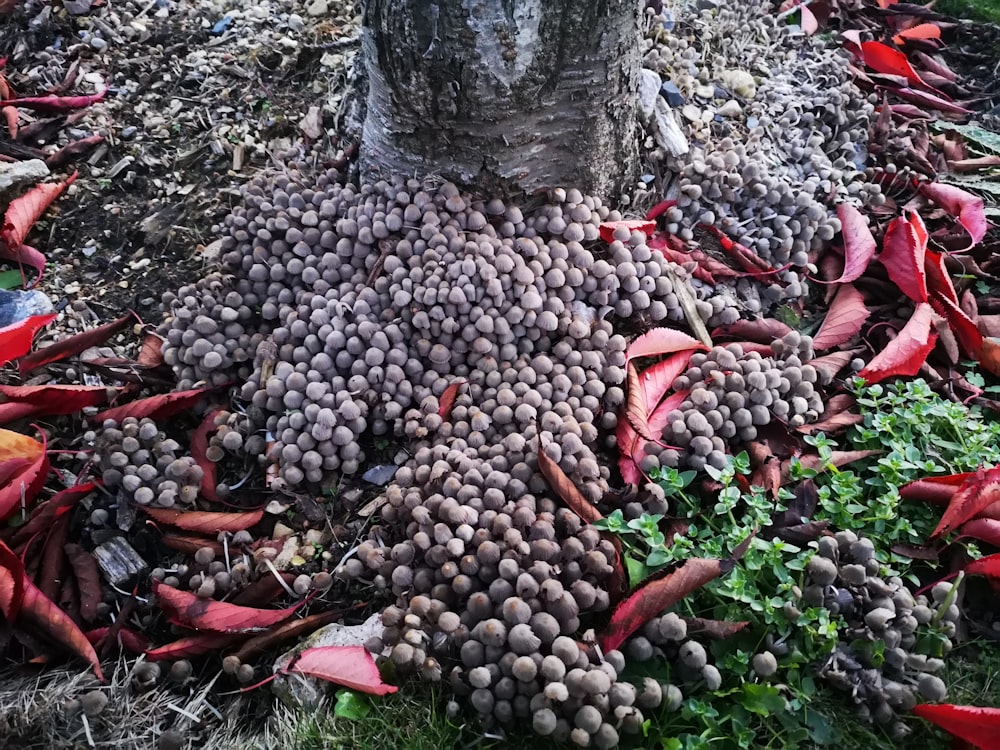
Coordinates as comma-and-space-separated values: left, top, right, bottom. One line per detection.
358, 0, 641, 199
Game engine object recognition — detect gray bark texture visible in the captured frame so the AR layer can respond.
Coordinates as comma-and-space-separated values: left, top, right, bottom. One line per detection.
358, 0, 641, 199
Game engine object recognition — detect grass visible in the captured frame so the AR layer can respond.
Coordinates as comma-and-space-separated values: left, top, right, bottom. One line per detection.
935, 0, 1000, 24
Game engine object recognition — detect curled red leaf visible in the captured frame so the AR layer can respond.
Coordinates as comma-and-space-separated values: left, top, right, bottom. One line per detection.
153, 579, 302, 633
0, 428, 48, 523
857, 303, 936, 384
17, 312, 135, 374
626, 327, 706, 362
0, 313, 56, 367
144, 507, 264, 534
879, 212, 928, 303
0, 89, 107, 113
2, 172, 77, 257
912, 703, 1000, 749
921, 182, 988, 246
932, 466, 1000, 538
710, 319, 791, 344
0, 384, 114, 423
859, 41, 930, 88
438, 380, 465, 420
600, 557, 728, 653
144, 632, 240, 661
84, 626, 150, 655
957, 519, 1000, 547
290, 645, 398, 696
828, 203, 877, 284
537, 436, 602, 524
94, 385, 216, 425
189, 409, 221, 503
812, 284, 870, 351
900, 473, 973, 505
64, 542, 101, 622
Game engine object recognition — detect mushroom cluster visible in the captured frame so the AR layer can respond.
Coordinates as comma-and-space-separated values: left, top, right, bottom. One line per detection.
159, 166, 740, 493
343, 440, 663, 741
806, 531, 955, 740
639, 0, 880, 304
638, 333, 825, 473
92, 417, 203, 508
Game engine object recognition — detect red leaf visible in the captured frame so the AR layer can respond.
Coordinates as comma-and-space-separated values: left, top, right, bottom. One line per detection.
900, 473, 973, 505
932, 292, 983, 359
982, 337, 1000, 379
0, 428, 48, 523
893, 23, 941, 46
12, 480, 99, 548
683, 618, 751, 639
859, 41, 929, 88
0, 538, 25, 620
796, 391, 862, 434
537, 437, 602, 524
711, 319, 792, 344
892, 87, 972, 115
615, 417, 644, 486
290, 645, 398, 696
84, 626, 150, 655
599, 220, 656, 244
230, 571, 297, 607
438, 380, 465, 420
144, 507, 264, 534
857, 302, 936, 384
600, 558, 727, 653
17, 312, 134, 374
232, 610, 344, 663
807, 350, 856, 386
0, 313, 56, 367
189, 409, 221, 504
144, 632, 240, 661
830, 203, 877, 284
137, 333, 165, 367
626, 328, 706, 362
160, 534, 224, 556
932, 466, 1000, 538
0, 384, 113, 422
880, 212, 928, 303
645, 200, 677, 221
639, 352, 694, 414
0, 89, 107, 113
21, 570, 104, 680
0, 243, 47, 285
812, 284, 870, 350
1, 172, 77, 254
625, 362, 655, 441
64, 542, 101, 622
964, 552, 1000, 578
921, 182, 989, 246
94, 386, 215, 425
957, 519, 1000, 547
912, 704, 1000, 749
153, 579, 302, 633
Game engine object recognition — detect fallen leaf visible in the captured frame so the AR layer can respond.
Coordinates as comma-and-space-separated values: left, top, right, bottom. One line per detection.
599, 220, 656, 244
912, 704, 1000, 749
912, 50, 957, 82
21, 566, 104, 680
799, 4, 818, 34
63, 542, 101, 622
682, 617, 751, 639
438, 380, 465, 419
0, 313, 56, 367
144, 507, 264, 534
153, 579, 303, 632
290, 645, 398, 696
710, 319, 792, 344
137, 333, 165, 367
230, 571, 298, 607
0, 90, 107, 113
879, 212, 928, 303
812, 284, 870, 350
0, 428, 48, 523
17, 313, 134, 374
537, 437, 602, 524
921, 182, 988, 247
144, 632, 241, 661
957, 518, 1000, 547
1, 172, 78, 275
232, 610, 344, 663
829, 203, 877, 284
931, 292, 982, 359
0, 384, 114, 423
892, 87, 972, 115
626, 328, 706, 362
964, 552, 1000, 578
84, 626, 150, 655
859, 41, 929, 87
638, 352, 693, 412
893, 23, 941, 46
0, 538, 25, 620
900, 473, 973, 505
983, 338, 1000, 378
94, 386, 216, 425
807, 350, 857, 386
932, 466, 1000, 537
857, 303, 937, 384
189, 409, 221, 503
160, 535, 224, 557
12, 480, 100, 548
599, 557, 730, 653
625, 362, 656, 441
615, 417, 644, 486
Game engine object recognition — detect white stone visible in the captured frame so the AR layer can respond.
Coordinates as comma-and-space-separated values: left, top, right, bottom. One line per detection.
0, 160, 49, 196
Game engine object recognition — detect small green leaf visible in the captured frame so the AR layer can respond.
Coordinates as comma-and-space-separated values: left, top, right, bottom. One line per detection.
333, 689, 371, 720
625, 554, 649, 589
737, 683, 785, 716
0, 270, 24, 290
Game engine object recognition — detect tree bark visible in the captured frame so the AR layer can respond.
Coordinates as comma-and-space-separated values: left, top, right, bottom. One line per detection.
358, 0, 641, 199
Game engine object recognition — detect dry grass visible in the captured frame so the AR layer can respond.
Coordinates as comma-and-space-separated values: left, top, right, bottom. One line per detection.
0, 657, 296, 750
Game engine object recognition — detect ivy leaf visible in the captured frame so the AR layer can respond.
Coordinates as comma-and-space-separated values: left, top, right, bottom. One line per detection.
738, 683, 786, 716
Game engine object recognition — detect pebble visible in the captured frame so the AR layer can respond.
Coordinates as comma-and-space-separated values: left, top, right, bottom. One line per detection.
90, 37, 108, 51
717, 100, 742, 118
306, 0, 328, 16
121, 126, 138, 139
